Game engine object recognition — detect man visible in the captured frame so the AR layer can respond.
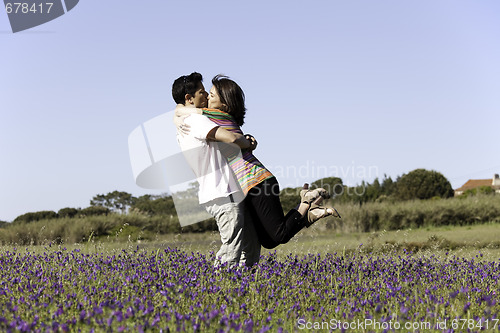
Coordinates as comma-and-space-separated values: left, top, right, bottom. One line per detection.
172, 72, 260, 267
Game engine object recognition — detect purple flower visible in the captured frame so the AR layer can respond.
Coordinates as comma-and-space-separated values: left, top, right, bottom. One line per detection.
463, 302, 471, 312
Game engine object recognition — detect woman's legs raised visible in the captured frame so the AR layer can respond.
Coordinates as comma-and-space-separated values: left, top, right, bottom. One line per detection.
244, 177, 308, 249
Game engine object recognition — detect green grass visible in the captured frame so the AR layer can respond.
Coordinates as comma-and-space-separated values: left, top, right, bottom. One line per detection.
270, 220, 500, 260
2, 194, 499, 247
323, 193, 500, 233
3, 221, 499, 261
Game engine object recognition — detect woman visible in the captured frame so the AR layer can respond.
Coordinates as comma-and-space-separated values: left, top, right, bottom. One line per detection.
176, 75, 340, 249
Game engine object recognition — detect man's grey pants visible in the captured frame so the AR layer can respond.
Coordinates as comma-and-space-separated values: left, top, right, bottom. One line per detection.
205, 200, 261, 267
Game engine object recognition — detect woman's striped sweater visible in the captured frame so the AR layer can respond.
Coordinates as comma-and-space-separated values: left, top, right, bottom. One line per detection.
202, 108, 274, 195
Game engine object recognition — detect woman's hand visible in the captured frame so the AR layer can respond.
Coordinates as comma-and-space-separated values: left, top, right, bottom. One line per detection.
173, 114, 191, 135
174, 105, 202, 136
175, 105, 203, 116
244, 134, 258, 151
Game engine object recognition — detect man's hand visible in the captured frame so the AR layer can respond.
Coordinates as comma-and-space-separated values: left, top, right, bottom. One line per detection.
244, 134, 258, 151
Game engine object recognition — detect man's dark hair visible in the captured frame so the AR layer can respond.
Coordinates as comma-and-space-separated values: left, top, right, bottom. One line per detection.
211, 75, 246, 126
172, 72, 203, 105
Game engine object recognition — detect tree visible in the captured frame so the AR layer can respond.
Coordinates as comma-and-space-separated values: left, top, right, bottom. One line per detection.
90, 191, 136, 213
311, 177, 344, 198
58, 207, 79, 218
13, 211, 58, 223
279, 186, 301, 214
363, 178, 382, 202
381, 174, 396, 196
79, 206, 110, 216
395, 169, 454, 200
278, 177, 345, 212
131, 194, 176, 216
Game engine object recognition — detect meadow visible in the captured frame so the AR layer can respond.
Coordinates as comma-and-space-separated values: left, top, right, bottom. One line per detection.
2, 193, 499, 247
1, 221, 500, 332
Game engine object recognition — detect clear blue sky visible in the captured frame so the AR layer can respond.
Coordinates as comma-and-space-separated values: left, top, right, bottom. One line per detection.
1, 0, 500, 222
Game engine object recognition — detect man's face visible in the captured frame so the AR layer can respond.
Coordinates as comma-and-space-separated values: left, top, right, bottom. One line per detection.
189, 82, 208, 108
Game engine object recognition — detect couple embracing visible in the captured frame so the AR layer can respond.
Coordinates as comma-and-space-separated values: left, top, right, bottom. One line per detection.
172, 72, 340, 268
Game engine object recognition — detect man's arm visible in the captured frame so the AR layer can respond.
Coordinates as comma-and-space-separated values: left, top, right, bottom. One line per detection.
178, 110, 257, 150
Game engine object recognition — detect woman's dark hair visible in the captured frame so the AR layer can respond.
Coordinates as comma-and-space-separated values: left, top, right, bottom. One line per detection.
211, 75, 246, 126
172, 72, 203, 105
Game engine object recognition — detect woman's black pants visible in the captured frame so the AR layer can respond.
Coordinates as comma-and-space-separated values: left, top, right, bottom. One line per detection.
243, 177, 306, 249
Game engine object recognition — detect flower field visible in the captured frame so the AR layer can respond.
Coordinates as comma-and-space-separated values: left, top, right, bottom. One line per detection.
0, 245, 499, 332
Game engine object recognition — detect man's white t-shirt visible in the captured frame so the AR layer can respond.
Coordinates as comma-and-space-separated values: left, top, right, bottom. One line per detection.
176, 113, 241, 204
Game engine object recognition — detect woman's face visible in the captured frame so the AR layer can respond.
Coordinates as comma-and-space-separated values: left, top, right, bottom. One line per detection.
208, 86, 224, 109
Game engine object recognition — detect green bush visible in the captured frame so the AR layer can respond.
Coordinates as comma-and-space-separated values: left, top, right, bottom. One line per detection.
13, 210, 58, 223
311, 177, 344, 197
331, 194, 500, 233
279, 186, 301, 214
396, 169, 454, 200
462, 186, 494, 198
58, 207, 79, 218
131, 195, 176, 216
78, 206, 110, 217
2, 186, 498, 245
0, 210, 217, 245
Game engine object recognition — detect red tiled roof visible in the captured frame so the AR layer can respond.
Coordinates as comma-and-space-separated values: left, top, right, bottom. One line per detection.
455, 179, 492, 192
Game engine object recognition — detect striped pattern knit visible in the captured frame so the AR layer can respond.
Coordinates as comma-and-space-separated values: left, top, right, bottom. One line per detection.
202, 108, 274, 195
